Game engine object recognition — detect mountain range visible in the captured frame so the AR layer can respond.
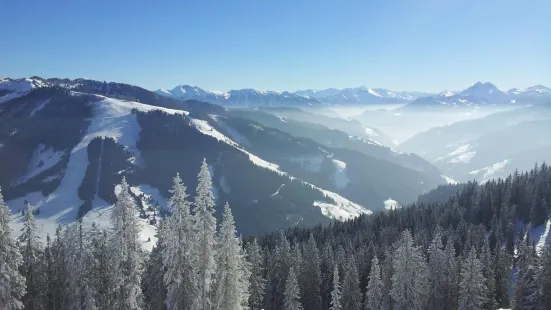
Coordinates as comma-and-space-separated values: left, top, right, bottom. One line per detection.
0, 76, 448, 240
155, 81, 551, 107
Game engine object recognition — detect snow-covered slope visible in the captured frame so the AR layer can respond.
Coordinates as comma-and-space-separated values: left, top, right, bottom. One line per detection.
0, 77, 48, 104
157, 84, 320, 107
294, 87, 431, 104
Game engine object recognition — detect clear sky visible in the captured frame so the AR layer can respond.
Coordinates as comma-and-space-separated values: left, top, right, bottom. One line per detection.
1, 0, 550, 92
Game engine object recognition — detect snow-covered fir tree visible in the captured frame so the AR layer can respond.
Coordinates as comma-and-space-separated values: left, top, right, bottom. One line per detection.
341, 256, 361, 310
163, 173, 196, 310
458, 249, 487, 310
538, 244, 551, 309
390, 230, 428, 310
300, 235, 322, 310
283, 267, 303, 310
19, 204, 45, 310
428, 233, 447, 309
109, 177, 144, 310
63, 222, 97, 310
365, 256, 382, 310
443, 239, 459, 310
265, 232, 292, 310
192, 159, 218, 310
480, 240, 497, 309
245, 238, 266, 310
493, 242, 511, 308
88, 223, 113, 310
0, 187, 26, 310
330, 265, 341, 310
212, 202, 250, 310
143, 221, 167, 310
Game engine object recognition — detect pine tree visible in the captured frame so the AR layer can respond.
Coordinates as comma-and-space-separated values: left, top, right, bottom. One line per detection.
480, 240, 497, 309
192, 159, 218, 310
458, 249, 487, 310
246, 239, 266, 310
428, 233, 446, 309
443, 239, 459, 310
538, 244, 551, 310
341, 256, 361, 310
212, 203, 250, 310
266, 232, 291, 310
494, 243, 511, 307
330, 265, 341, 310
109, 177, 144, 309
364, 256, 382, 310
0, 187, 26, 310
300, 235, 322, 310
64, 222, 97, 310
163, 173, 196, 310
390, 230, 428, 310
19, 204, 44, 310
284, 267, 303, 310
142, 221, 167, 310
89, 224, 113, 310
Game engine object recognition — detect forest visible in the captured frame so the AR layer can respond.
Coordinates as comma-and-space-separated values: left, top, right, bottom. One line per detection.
1, 161, 550, 310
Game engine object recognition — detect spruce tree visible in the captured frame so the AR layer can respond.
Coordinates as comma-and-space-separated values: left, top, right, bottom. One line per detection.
192, 159, 218, 310
458, 249, 487, 310
365, 256, 382, 310
480, 240, 497, 309
246, 239, 266, 310
443, 241, 459, 310
212, 203, 250, 310
163, 173, 196, 310
428, 233, 446, 309
19, 204, 44, 310
89, 224, 113, 310
300, 235, 322, 310
0, 187, 26, 310
109, 177, 144, 309
284, 267, 303, 310
390, 230, 428, 310
142, 221, 167, 310
538, 244, 551, 310
330, 265, 341, 310
341, 256, 361, 310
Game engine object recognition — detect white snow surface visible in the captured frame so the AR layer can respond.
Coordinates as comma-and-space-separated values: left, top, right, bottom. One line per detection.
442, 175, 458, 185
469, 159, 509, 180
384, 198, 400, 210
18, 144, 65, 184
0, 78, 46, 104
436, 144, 476, 164
7, 96, 188, 242
535, 219, 551, 255
30, 99, 51, 116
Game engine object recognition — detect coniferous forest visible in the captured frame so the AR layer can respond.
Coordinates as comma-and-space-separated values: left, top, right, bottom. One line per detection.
1, 161, 551, 310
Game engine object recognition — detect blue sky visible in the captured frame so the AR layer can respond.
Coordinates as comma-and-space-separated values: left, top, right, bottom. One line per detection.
1, 0, 550, 92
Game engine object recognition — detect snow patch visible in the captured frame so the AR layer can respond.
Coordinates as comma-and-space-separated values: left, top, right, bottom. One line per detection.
30, 99, 51, 116
271, 184, 285, 196
384, 198, 399, 210
535, 219, 551, 255
363, 126, 379, 137
18, 144, 64, 184
469, 159, 509, 180
442, 175, 457, 185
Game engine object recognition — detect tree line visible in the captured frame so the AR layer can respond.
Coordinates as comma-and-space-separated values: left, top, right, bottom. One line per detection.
1, 161, 551, 310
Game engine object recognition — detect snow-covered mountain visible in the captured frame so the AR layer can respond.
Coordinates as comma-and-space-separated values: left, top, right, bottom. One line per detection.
401, 82, 551, 110
294, 87, 431, 104
1, 76, 449, 241
156, 85, 320, 107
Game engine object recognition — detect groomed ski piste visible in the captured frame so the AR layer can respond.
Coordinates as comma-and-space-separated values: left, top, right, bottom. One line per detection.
8, 93, 371, 249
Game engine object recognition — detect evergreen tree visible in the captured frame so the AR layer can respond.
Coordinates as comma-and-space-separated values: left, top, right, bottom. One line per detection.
427, 233, 446, 309
480, 240, 497, 309
443, 241, 459, 310
458, 249, 487, 310
364, 256, 382, 310
341, 256, 361, 310
163, 173, 196, 310
0, 187, 26, 310
330, 265, 341, 310
300, 235, 322, 310
212, 203, 250, 310
283, 267, 303, 310
494, 243, 511, 307
142, 221, 167, 310
89, 224, 113, 310
192, 159, 218, 310
266, 232, 292, 310
538, 244, 551, 310
246, 239, 266, 310
390, 230, 428, 310
18, 204, 44, 310
109, 177, 144, 309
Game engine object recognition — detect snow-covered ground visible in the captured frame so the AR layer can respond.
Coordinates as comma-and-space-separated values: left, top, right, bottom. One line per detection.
436, 144, 476, 164
17, 144, 65, 184
535, 219, 551, 255
442, 175, 457, 185
384, 198, 399, 210
469, 159, 509, 180
0, 77, 46, 104
7, 96, 188, 241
